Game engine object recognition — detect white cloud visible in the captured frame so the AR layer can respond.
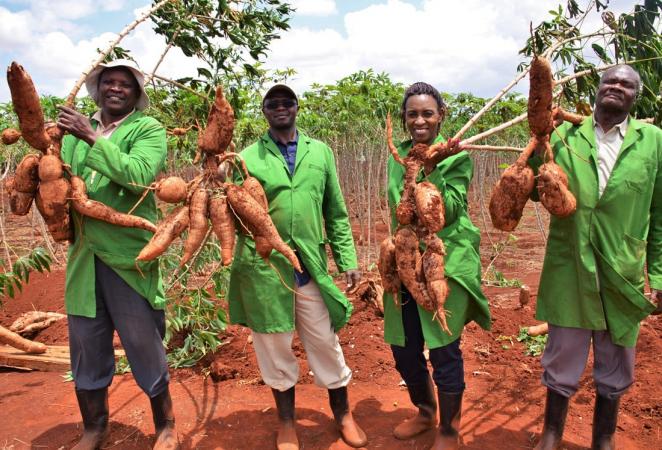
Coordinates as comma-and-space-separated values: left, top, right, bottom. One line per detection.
0, 7, 33, 50
265, 27, 351, 94
103, 0, 127, 12
0, 0, 647, 104
118, 17, 202, 82
290, 0, 337, 17
27, 0, 96, 21
265, 0, 561, 96
0, 0, 129, 53
0, 3, 199, 102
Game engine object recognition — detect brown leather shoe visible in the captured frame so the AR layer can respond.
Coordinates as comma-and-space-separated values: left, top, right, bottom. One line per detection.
273, 387, 299, 450
72, 388, 109, 450
150, 387, 180, 450
337, 411, 368, 448
329, 387, 368, 448
394, 377, 437, 439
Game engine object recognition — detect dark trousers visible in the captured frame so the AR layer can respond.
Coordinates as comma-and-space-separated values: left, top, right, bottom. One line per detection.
390, 291, 465, 392
68, 257, 169, 397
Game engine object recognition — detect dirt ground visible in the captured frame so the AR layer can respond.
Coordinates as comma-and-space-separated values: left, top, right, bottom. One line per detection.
1, 201, 661, 450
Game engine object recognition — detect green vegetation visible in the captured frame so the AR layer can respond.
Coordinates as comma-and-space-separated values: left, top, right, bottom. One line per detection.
524, 0, 662, 124
483, 268, 523, 288
0, 0, 659, 367
165, 279, 229, 368
0, 247, 52, 303
517, 327, 548, 357
496, 334, 515, 350
158, 231, 230, 368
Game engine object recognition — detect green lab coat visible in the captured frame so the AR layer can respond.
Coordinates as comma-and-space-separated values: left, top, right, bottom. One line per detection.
530, 117, 661, 347
383, 136, 491, 349
227, 132, 358, 333
60, 111, 167, 317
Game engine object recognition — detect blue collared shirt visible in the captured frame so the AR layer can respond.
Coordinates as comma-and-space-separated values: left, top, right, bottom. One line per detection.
270, 131, 298, 175
268, 131, 311, 287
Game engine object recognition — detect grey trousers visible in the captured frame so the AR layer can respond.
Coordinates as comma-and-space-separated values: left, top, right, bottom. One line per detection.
68, 257, 169, 397
541, 325, 635, 400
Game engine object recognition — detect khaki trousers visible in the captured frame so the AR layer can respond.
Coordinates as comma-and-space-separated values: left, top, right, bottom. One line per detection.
251, 280, 352, 392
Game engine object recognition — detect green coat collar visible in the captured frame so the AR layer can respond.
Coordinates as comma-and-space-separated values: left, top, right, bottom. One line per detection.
535, 117, 658, 346
259, 130, 313, 176
575, 116, 645, 163
91, 110, 144, 131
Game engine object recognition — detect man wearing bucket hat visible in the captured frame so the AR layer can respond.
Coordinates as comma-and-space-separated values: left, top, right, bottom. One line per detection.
57, 59, 178, 450
227, 84, 367, 449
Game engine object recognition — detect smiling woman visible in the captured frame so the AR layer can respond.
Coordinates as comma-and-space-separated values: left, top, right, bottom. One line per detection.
403, 94, 444, 146
383, 82, 491, 449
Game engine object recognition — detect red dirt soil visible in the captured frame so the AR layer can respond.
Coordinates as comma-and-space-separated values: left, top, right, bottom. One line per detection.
1, 201, 661, 449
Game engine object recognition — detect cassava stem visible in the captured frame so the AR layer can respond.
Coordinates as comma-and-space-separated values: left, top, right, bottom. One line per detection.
65, 0, 177, 105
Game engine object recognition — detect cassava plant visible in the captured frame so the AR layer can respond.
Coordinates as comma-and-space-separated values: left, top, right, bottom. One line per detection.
0, 247, 51, 303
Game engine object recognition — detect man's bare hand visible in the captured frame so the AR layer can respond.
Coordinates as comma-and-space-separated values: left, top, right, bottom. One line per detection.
57, 105, 97, 146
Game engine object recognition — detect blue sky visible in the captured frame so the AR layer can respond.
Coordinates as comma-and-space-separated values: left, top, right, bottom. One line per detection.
0, 0, 637, 103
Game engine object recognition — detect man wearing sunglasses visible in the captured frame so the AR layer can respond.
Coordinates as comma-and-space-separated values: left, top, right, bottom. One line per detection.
227, 84, 367, 450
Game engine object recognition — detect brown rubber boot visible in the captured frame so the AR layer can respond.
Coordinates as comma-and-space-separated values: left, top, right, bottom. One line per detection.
591, 394, 619, 450
72, 388, 109, 450
150, 387, 180, 450
534, 388, 569, 450
430, 390, 462, 450
394, 376, 437, 439
328, 387, 368, 448
272, 387, 299, 450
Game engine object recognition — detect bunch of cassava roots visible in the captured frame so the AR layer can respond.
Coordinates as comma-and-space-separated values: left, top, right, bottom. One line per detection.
377, 116, 464, 335
489, 55, 585, 231
3, 62, 158, 242
136, 87, 301, 273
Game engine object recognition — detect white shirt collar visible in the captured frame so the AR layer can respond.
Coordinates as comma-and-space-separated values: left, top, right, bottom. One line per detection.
92, 109, 135, 128
593, 114, 628, 138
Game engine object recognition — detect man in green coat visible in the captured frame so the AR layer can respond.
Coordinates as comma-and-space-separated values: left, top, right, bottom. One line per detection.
56, 60, 178, 450
227, 84, 367, 449
531, 65, 661, 450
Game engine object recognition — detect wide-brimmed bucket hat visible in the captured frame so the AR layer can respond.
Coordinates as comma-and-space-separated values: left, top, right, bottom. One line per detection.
85, 59, 149, 110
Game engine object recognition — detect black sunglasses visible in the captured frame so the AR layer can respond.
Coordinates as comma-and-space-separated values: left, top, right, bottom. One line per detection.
264, 99, 297, 110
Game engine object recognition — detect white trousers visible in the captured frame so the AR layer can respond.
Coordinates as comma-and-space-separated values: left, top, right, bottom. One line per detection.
251, 280, 352, 392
